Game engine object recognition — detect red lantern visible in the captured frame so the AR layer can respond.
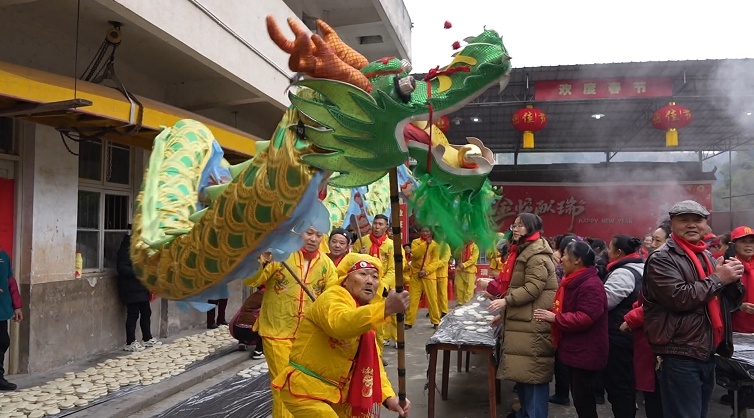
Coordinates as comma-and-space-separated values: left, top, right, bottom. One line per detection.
651, 102, 692, 147
511, 104, 547, 149
436, 115, 450, 133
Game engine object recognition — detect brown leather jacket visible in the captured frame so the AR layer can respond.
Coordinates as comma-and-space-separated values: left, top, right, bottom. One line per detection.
643, 237, 744, 361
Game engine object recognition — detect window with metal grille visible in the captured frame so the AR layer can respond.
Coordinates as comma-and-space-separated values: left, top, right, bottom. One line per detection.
77, 139, 132, 271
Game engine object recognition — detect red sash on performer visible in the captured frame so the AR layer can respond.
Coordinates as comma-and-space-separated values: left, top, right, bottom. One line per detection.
347, 298, 382, 417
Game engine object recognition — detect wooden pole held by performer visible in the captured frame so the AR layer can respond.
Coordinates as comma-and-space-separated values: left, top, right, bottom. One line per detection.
388, 168, 408, 414
281, 260, 317, 302
350, 214, 366, 254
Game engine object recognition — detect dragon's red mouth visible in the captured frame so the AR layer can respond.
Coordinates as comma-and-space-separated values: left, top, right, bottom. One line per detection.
403, 123, 431, 146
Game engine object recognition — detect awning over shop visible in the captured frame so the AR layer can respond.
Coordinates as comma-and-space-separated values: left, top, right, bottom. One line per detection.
0, 61, 257, 157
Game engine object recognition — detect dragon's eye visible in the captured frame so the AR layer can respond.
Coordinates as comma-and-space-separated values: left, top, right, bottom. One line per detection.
394, 75, 416, 103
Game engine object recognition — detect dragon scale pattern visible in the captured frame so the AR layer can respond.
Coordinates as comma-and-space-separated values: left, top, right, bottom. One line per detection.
132, 110, 315, 299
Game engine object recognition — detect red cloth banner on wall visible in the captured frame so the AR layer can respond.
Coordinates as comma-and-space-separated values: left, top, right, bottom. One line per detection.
492, 183, 712, 240
535, 78, 673, 101
0, 179, 14, 259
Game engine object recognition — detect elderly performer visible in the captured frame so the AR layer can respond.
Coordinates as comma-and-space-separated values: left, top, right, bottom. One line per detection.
273, 253, 411, 417
245, 226, 339, 418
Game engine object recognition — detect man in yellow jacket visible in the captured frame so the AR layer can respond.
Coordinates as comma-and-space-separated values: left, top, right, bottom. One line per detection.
353, 214, 395, 348
435, 240, 452, 317
455, 240, 479, 304
245, 226, 338, 418
406, 227, 442, 328
273, 253, 411, 418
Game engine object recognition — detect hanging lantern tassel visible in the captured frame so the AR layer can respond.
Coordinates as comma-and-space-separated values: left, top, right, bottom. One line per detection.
523, 131, 534, 149
666, 128, 678, 147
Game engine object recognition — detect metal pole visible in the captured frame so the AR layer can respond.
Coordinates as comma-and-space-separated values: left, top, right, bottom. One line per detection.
729, 147, 733, 231
388, 167, 408, 414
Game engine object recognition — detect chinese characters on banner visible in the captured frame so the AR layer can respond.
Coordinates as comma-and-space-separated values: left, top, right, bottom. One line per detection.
492, 183, 712, 239
399, 203, 408, 245
534, 78, 673, 101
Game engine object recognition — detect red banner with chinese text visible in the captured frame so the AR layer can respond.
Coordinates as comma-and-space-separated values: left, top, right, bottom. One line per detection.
535, 78, 673, 101
492, 183, 712, 240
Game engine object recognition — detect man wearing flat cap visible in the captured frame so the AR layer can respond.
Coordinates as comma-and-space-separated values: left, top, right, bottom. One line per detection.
272, 253, 411, 417
643, 200, 745, 418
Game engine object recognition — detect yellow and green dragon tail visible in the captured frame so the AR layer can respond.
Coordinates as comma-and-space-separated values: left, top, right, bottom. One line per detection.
131, 113, 329, 301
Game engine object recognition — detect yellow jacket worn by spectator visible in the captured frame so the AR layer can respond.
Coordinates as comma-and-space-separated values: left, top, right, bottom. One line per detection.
436, 242, 452, 316
245, 227, 337, 418
273, 253, 411, 418
455, 242, 479, 304
406, 227, 442, 327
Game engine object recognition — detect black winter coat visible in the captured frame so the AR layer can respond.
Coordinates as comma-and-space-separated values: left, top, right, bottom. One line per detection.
116, 234, 150, 304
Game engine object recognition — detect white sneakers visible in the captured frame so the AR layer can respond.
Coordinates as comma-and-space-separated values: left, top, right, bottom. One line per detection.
143, 338, 162, 347
123, 341, 144, 352
123, 338, 161, 352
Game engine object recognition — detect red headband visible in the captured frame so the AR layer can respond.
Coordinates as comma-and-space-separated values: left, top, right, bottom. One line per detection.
348, 260, 377, 274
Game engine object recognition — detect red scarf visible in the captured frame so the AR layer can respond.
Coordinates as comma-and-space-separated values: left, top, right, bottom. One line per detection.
369, 233, 387, 257
328, 253, 346, 266
347, 298, 382, 417
606, 252, 641, 272
550, 266, 587, 349
733, 255, 754, 332
301, 248, 319, 261
672, 233, 724, 348
463, 243, 473, 261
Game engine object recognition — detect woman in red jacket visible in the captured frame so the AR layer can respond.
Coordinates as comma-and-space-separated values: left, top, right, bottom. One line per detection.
534, 241, 608, 418
718, 226, 754, 406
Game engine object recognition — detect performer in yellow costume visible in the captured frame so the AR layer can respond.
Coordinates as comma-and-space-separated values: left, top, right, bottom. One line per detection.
406, 227, 442, 328
327, 228, 352, 267
353, 215, 395, 348
455, 241, 479, 304
245, 226, 338, 418
273, 253, 411, 418
488, 248, 503, 278
435, 240, 452, 317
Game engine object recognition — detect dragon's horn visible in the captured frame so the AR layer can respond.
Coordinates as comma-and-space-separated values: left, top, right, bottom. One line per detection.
266, 16, 295, 53
316, 19, 369, 70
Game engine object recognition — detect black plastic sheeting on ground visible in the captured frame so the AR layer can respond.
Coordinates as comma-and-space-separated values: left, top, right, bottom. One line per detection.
152, 372, 271, 418
52, 344, 240, 418
717, 333, 754, 389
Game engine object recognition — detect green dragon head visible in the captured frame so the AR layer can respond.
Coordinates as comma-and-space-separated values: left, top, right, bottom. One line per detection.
268, 17, 511, 248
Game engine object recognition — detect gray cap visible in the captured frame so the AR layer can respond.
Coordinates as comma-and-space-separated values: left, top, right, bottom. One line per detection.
668, 200, 710, 218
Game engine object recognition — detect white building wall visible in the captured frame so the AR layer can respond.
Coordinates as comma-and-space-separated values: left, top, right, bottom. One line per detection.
29, 126, 79, 284
97, 0, 298, 108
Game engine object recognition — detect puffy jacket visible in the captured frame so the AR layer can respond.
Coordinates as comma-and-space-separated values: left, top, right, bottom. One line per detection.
498, 238, 558, 384
116, 235, 150, 305
643, 237, 744, 360
604, 258, 644, 348
555, 266, 608, 371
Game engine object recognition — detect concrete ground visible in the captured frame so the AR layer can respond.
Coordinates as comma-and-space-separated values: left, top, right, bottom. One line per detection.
3, 307, 742, 418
